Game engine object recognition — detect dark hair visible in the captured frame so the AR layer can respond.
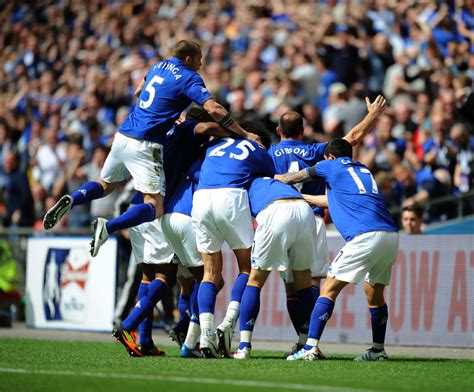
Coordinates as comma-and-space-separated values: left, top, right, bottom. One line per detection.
186, 105, 214, 122
173, 40, 202, 61
240, 120, 272, 149
324, 138, 353, 158
278, 111, 304, 138
93, 144, 109, 155
402, 204, 423, 219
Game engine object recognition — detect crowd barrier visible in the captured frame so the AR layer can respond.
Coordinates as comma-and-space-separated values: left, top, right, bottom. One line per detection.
19, 234, 473, 347
217, 235, 474, 348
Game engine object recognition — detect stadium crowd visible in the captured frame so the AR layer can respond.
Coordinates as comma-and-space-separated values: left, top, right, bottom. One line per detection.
1, 0, 473, 229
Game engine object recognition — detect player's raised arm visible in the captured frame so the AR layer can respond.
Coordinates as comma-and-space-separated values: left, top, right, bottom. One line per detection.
275, 167, 314, 185
203, 99, 261, 144
343, 95, 387, 146
134, 77, 146, 97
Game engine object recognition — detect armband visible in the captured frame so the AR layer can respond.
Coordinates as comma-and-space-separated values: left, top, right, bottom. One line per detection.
218, 114, 235, 129
307, 166, 317, 178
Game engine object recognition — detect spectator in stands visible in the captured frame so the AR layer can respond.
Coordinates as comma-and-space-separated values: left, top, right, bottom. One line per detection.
361, 113, 405, 173
393, 163, 452, 222
0, 1, 472, 228
401, 204, 424, 234
423, 112, 458, 176
451, 123, 474, 195
0, 152, 34, 227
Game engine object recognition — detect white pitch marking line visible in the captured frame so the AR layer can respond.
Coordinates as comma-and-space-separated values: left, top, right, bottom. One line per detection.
0, 367, 381, 392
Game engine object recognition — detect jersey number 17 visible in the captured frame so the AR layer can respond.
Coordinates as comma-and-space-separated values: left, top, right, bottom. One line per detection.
347, 167, 379, 194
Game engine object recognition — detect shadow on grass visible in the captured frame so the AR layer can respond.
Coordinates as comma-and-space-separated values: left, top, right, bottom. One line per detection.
249, 355, 457, 363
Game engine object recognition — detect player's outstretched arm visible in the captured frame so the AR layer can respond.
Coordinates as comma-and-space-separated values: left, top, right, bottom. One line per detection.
302, 194, 328, 208
343, 95, 387, 146
203, 99, 262, 144
275, 168, 313, 185
194, 122, 234, 138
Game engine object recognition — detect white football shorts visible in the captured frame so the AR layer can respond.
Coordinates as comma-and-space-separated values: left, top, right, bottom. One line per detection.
100, 132, 165, 195
161, 212, 203, 269
251, 200, 317, 273
129, 213, 174, 265
192, 188, 254, 253
328, 230, 399, 286
284, 214, 329, 283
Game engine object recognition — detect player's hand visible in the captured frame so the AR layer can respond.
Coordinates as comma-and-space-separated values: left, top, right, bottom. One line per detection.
366, 95, 387, 117
246, 132, 263, 147
274, 174, 285, 182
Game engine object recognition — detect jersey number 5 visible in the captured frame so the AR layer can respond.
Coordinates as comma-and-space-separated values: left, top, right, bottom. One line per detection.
139, 75, 164, 109
347, 167, 379, 194
209, 138, 256, 160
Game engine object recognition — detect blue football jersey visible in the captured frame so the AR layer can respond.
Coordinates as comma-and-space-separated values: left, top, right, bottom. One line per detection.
164, 177, 196, 216
164, 159, 203, 216
309, 158, 397, 241
247, 177, 303, 217
268, 140, 327, 216
119, 57, 212, 144
198, 137, 276, 189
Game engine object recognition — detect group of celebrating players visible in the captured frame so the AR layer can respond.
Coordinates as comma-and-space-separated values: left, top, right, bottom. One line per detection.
43, 40, 399, 362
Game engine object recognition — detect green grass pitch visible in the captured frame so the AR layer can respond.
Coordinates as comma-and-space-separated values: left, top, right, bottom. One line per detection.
0, 339, 472, 392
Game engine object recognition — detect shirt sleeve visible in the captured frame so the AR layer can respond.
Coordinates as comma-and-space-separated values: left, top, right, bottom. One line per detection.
311, 142, 327, 161
184, 75, 213, 105
308, 160, 330, 180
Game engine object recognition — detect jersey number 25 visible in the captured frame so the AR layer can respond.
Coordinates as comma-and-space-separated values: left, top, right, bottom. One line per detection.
209, 138, 256, 161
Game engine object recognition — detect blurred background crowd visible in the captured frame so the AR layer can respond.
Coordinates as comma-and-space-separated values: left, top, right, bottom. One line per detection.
1, 0, 473, 230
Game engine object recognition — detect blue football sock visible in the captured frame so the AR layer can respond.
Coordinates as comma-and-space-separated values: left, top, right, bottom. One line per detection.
238, 285, 261, 350
369, 304, 388, 347
305, 297, 335, 349
230, 273, 249, 302
239, 285, 261, 333
190, 281, 200, 324
176, 294, 191, 331
296, 287, 315, 336
122, 278, 167, 331
106, 203, 156, 234
286, 295, 300, 335
136, 282, 153, 347
198, 281, 217, 315
178, 294, 191, 322
70, 181, 104, 208
311, 284, 320, 300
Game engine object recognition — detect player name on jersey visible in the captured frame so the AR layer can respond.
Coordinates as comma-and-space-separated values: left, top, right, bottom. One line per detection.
272, 147, 310, 158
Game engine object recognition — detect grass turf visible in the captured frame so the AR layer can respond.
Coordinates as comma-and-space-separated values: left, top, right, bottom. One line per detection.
0, 339, 472, 392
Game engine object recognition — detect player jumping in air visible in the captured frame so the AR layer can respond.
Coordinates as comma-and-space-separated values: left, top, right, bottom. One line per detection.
43, 40, 259, 257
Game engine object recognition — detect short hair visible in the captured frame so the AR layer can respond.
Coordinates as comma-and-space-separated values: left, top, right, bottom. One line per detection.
278, 111, 303, 138
173, 40, 202, 61
324, 138, 353, 158
402, 204, 423, 219
186, 105, 214, 122
240, 121, 272, 149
